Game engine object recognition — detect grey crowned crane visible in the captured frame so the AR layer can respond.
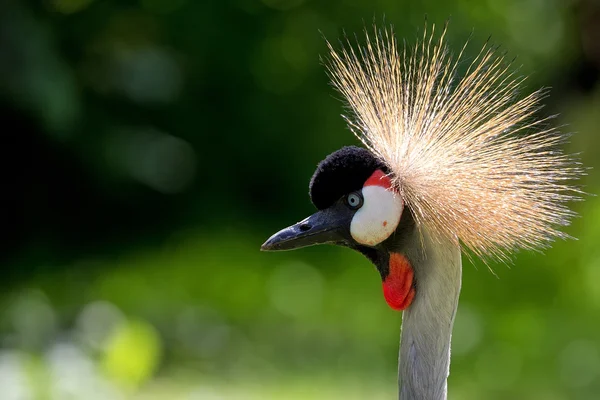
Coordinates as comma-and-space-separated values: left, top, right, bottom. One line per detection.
261, 22, 584, 400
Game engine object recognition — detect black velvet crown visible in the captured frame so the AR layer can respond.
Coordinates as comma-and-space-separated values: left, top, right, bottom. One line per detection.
309, 146, 388, 210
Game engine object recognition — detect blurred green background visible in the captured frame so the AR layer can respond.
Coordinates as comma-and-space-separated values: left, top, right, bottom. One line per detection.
0, 0, 599, 399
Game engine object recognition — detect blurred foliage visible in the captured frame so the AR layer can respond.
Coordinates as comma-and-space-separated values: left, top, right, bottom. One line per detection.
0, 0, 599, 399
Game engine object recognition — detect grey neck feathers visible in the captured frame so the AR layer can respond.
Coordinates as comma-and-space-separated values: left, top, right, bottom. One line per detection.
397, 228, 462, 400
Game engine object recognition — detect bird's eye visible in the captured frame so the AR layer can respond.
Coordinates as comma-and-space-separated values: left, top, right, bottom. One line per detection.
346, 192, 363, 210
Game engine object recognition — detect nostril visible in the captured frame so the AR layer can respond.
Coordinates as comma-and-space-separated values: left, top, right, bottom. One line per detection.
299, 223, 311, 232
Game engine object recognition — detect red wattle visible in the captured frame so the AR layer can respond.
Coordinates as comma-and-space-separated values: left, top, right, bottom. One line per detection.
382, 252, 415, 311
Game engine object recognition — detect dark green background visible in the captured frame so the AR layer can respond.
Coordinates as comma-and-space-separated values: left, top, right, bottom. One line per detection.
1, 0, 599, 399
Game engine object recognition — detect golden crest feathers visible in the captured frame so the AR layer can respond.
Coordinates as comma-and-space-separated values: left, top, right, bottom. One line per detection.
323, 21, 584, 262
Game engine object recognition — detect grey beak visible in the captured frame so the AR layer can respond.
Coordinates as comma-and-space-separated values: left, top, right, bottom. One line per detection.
261, 208, 350, 251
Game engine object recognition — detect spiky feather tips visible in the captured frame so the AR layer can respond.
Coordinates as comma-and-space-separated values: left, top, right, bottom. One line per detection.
323, 22, 584, 262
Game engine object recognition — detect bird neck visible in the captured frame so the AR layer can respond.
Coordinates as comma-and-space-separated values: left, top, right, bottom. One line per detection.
398, 228, 462, 400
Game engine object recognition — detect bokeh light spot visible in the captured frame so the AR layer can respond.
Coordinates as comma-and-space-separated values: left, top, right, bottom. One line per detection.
75, 301, 126, 352
506, 0, 564, 56
101, 319, 162, 389
7, 289, 56, 350
112, 46, 182, 104
47, 342, 124, 400
106, 128, 197, 194
0, 351, 31, 400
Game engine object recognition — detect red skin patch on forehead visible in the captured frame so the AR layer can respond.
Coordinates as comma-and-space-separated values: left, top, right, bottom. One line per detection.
364, 169, 393, 189
382, 253, 415, 311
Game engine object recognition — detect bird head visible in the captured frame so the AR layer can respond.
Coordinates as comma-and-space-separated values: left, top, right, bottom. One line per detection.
262, 145, 415, 311
261, 22, 584, 313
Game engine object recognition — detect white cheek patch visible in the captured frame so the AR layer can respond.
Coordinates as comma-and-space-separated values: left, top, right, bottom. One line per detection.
350, 186, 403, 246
